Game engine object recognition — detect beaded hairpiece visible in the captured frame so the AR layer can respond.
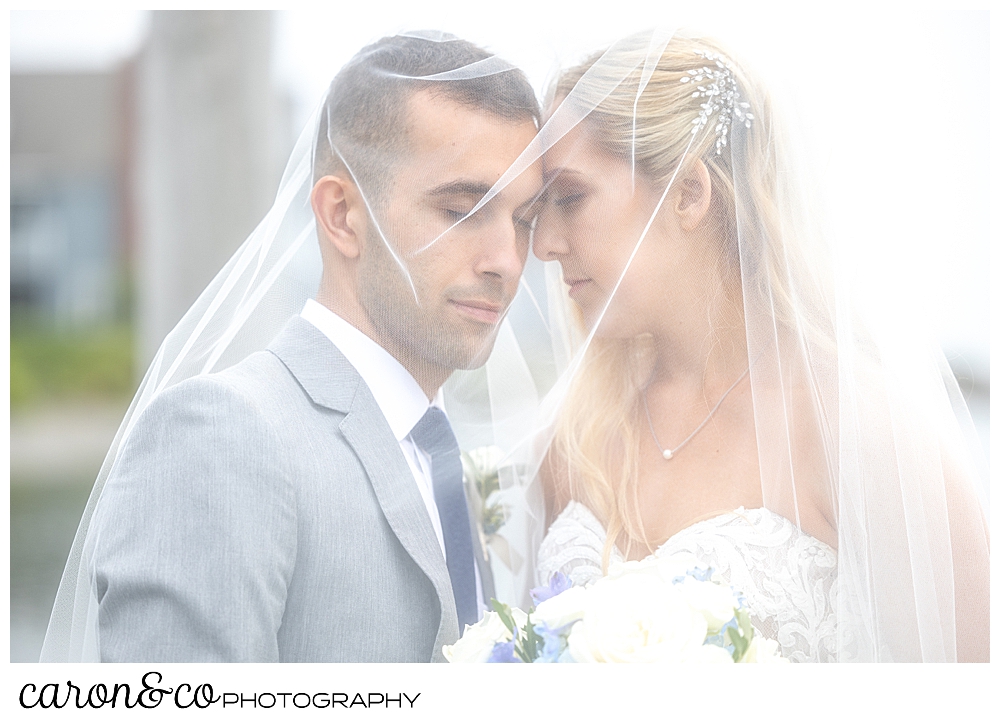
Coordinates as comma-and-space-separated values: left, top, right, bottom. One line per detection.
680, 50, 753, 154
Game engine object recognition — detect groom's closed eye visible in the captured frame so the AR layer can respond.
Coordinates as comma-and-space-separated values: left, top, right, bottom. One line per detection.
437, 199, 479, 224
443, 208, 473, 222
428, 181, 493, 224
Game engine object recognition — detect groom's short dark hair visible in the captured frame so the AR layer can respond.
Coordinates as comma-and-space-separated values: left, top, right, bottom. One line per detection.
313, 33, 539, 202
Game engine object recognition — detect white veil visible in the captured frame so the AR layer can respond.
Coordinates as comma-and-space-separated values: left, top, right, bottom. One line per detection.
41, 26, 988, 663
460, 27, 989, 662
39, 30, 548, 662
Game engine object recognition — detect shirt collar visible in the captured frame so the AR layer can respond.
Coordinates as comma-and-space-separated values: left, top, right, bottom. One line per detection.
300, 299, 440, 441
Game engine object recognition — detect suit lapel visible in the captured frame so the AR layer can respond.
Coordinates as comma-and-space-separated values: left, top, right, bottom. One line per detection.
339, 412, 458, 660
270, 317, 459, 660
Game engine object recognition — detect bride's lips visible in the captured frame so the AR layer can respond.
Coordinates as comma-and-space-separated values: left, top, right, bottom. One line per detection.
564, 277, 591, 298
449, 298, 504, 325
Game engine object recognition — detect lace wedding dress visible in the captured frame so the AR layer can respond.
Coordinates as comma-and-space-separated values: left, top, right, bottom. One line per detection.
536, 501, 839, 663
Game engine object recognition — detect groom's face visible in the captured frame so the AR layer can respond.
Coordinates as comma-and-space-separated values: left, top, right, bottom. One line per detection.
358, 89, 540, 373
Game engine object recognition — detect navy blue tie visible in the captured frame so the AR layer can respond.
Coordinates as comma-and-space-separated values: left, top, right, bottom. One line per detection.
409, 407, 478, 631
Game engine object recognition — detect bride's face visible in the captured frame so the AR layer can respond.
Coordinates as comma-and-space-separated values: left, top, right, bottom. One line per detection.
532, 125, 672, 337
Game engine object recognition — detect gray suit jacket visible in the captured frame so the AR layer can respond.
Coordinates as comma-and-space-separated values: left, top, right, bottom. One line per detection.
92, 316, 492, 662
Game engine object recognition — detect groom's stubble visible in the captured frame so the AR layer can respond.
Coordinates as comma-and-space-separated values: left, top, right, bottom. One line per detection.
357, 221, 509, 375
349, 91, 540, 389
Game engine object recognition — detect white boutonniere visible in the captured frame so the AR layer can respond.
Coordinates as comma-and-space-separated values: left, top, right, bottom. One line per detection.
460, 446, 508, 560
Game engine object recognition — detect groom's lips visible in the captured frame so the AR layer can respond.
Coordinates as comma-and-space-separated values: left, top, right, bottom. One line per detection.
449, 298, 503, 325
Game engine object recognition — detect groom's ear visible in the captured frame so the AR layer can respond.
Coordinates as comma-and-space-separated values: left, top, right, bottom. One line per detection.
674, 159, 712, 232
311, 175, 365, 259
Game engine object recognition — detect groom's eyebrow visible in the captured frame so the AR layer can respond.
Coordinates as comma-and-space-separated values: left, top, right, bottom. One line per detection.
426, 181, 494, 199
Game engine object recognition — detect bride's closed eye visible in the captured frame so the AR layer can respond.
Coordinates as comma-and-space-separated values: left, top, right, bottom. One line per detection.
543, 183, 588, 210
553, 192, 585, 208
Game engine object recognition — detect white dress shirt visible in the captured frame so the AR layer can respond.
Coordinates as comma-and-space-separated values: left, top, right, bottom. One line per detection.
300, 299, 484, 617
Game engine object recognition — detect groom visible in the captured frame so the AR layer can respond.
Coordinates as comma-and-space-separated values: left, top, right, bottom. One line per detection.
91, 35, 541, 662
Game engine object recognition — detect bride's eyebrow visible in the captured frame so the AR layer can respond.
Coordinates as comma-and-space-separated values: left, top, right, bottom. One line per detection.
542, 167, 579, 183
529, 171, 561, 205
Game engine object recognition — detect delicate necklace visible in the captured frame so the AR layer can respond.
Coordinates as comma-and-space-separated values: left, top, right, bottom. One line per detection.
642, 364, 752, 460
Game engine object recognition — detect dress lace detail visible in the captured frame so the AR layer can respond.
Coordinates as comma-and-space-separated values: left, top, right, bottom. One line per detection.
536, 501, 838, 663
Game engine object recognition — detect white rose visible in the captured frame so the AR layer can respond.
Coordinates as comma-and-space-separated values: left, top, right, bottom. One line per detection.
511, 606, 529, 630
689, 643, 736, 663
676, 578, 739, 633
442, 611, 513, 663
469, 445, 503, 470
649, 552, 703, 581
606, 557, 661, 580
465, 446, 504, 475
533, 585, 589, 630
740, 636, 788, 664
564, 572, 709, 663
559, 621, 590, 662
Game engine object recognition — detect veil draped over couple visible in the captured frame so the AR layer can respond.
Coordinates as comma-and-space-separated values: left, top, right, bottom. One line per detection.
42, 28, 989, 663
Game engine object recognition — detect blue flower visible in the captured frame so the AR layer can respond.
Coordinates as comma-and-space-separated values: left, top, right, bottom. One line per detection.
530, 571, 573, 606
711, 616, 740, 657
719, 616, 739, 637
486, 640, 522, 663
704, 633, 726, 648
533, 621, 571, 663
733, 587, 748, 610
673, 566, 715, 585
687, 566, 715, 582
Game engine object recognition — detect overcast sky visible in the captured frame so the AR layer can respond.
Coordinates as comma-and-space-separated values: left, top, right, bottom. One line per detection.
9, 3, 992, 364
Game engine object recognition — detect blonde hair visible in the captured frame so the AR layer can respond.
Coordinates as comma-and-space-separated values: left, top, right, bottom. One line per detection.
546, 33, 830, 566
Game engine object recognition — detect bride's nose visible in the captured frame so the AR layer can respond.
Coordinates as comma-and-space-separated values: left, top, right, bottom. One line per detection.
531, 216, 570, 261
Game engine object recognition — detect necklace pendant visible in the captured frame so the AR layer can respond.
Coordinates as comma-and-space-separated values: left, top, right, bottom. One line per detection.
662, 449, 674, 460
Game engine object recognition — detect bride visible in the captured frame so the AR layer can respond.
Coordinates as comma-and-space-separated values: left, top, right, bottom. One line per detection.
521, 31, 989, 662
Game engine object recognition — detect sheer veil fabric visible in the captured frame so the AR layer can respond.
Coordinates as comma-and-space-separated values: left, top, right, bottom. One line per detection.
518, 29, 990, 662
40, 30, 547, 662
41, 28, 988, 663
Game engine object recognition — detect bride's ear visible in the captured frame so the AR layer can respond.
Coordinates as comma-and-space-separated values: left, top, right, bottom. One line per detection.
311, 175, 365, 259
673, 158, 712, 232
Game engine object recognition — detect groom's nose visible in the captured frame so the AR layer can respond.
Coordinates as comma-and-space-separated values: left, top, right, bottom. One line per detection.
473, 215, 527, 282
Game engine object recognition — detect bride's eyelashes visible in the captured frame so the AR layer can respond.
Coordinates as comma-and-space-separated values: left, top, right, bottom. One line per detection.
554, 192, 585, 208
545, 182, 590, 210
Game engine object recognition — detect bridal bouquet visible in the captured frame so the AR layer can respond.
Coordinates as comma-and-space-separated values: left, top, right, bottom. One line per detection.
443, 557, 786, 663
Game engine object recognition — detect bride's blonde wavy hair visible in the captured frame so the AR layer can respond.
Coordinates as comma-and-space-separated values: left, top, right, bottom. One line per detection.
545, 33, 832, 567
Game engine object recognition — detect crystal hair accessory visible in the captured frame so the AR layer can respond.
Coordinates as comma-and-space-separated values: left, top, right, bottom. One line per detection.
681, 50, 753, 154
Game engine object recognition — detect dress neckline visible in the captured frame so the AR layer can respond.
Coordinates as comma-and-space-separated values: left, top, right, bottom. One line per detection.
559, 499, 836, 560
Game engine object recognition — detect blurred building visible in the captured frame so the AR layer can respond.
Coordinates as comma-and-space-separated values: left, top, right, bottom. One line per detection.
135, 11, 291, 365
9, 10, 294, 664
10, 68, 134, 326
10, 10, 293, 362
